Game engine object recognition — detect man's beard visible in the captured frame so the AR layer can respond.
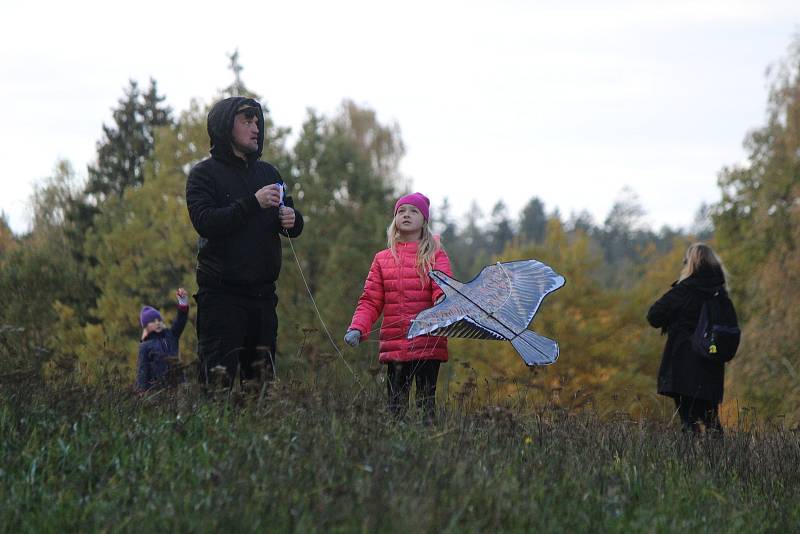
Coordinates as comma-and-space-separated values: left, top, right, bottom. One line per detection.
232, 140, 257, 155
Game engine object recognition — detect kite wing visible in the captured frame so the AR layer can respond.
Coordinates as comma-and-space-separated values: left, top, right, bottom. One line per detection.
408, 259, 565, 340
489, 260, 566, 333
408, 263, 515, 340
407, 286, 505, 340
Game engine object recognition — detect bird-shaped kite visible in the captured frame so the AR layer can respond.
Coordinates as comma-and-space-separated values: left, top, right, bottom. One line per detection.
407, 260, 565, 366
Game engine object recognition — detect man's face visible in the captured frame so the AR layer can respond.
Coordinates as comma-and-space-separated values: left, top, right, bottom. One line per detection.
231, 108, 260, 156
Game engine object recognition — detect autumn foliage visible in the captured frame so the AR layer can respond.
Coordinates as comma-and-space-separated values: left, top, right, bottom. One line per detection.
1, 45, 799, 426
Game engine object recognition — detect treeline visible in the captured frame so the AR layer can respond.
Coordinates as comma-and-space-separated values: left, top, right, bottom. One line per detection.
1, 45, 799, 424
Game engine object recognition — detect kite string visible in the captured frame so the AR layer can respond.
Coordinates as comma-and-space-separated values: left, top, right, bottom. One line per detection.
285, 235, 448, 366
285, 235, 362, 387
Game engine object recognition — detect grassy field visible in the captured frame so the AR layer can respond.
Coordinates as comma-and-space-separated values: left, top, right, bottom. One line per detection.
1, 369, 799, 533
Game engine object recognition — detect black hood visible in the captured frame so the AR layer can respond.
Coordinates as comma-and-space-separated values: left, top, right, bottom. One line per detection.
677, 264, 726, 295
207, 96, 265, 163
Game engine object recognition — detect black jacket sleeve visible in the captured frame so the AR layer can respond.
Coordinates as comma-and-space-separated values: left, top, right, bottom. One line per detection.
646, 285, 687, 329
171, 306, 188, 339
186, 165, 261, 238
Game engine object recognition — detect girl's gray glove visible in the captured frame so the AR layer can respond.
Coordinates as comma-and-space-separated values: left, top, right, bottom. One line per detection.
344, 329, 361, 347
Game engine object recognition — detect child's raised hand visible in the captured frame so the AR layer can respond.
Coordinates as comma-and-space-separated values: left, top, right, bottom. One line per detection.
344, 329, 361, 347
176, 288, 189, 307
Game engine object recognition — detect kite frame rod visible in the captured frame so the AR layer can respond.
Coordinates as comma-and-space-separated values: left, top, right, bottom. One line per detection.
428, 271, 521, 340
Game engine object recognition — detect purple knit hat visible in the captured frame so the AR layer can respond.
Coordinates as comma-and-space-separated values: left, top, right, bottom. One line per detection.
394, 192, 431, 221
139, 306, 162, 328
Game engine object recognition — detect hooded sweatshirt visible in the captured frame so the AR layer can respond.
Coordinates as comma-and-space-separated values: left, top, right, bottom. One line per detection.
186, 97, 304, 297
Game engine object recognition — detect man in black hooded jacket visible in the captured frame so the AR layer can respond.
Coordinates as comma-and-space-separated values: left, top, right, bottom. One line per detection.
186, 97, 303, 385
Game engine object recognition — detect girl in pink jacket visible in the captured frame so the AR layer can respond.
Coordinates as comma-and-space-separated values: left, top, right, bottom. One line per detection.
344, 192, 453, 420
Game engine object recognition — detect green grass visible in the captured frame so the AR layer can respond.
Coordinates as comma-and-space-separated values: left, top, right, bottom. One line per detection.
1, 372, 798, 533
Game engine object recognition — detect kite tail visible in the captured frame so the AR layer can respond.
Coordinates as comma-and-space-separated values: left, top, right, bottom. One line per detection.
511, 331, 559, 366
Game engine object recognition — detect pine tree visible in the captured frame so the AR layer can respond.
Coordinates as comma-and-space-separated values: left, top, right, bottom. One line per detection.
456, 201, 490, 277
488, 200, 514, 255
86, 79, 173, 199
431, 198, 458, 246
63, 79, 173, 268
518, 196, 547, 244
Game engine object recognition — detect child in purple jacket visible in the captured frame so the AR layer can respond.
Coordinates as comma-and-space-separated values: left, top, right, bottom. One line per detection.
136, 288, 189, 392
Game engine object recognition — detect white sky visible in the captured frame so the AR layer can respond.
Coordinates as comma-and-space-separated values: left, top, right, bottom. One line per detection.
1, 0, 799, 234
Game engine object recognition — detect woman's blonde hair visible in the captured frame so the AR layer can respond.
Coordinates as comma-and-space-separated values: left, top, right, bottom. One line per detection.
679, 242, 729, 285
387, 218, 441, 286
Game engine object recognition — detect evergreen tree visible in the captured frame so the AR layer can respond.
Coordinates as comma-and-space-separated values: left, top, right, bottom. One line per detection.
594, 187, 654, 287
599, 188, 646, 253
565, 209, 595, 235
221, 49, 255, 99
64, 79, 173, 267
488, 200, 514, 255
518, 196, 547, 244
451, 200, 490, 279
432, 197, 458, 248
86, 79, 173, 199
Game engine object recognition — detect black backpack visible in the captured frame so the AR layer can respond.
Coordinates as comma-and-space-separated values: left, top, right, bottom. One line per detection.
690, 290, 741, 363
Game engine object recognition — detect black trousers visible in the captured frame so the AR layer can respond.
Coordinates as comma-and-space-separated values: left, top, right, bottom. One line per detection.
673, 395, 722, 433
386, 360, 440, 420
195, 289, 278, 385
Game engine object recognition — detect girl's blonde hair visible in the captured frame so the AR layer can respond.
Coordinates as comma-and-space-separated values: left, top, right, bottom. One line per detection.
679, 242, 729, 285
387, 218, 441, 286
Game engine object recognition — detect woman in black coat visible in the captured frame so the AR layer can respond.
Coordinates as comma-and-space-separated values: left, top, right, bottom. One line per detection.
647, 243, 736, 433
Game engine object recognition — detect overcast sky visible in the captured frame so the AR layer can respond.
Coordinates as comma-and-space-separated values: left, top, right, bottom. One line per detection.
1, 0, 799, 235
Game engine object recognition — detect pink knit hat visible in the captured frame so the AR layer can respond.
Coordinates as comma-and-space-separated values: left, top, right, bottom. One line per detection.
394, 192, 430, 221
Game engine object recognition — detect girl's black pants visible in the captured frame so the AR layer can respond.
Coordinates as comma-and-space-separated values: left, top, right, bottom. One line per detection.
386, 359, 440, 421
